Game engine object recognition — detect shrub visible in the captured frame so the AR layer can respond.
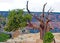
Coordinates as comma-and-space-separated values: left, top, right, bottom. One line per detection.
43, 32, 54, 43
4, 9, 32, 32
0, 33, 10, 42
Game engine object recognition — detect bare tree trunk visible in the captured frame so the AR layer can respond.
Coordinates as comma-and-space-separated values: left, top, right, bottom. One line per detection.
40, 29, 43, 39
39, 27, 45, 40
53, 38, 56, 43
40, 29, 45, 40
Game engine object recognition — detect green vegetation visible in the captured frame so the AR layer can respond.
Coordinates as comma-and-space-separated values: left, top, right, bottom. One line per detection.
4, 9, 32, 32
0, 33, 10, 42
43, 32, 54, 43
0, 15, 6, 25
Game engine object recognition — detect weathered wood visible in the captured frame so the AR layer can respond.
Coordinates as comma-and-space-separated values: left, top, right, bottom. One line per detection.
26, 1, 53, 40
53, 38, 56, 43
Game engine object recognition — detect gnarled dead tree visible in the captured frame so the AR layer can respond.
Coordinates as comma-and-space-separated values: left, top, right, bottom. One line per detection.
26, 1, 54, 40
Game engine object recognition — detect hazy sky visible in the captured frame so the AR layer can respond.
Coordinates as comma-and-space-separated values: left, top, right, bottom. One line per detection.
0, 0, 60, 12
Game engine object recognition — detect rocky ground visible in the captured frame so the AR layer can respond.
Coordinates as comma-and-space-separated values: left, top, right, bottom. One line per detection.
0, 33, 60, 43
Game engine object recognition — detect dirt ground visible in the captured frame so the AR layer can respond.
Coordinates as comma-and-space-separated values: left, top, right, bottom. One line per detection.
7, 33, 60, 43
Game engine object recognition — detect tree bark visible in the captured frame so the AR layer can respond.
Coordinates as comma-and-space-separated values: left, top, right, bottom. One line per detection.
53, 38, 56, 43
40, 29, 43, 39
39, 27, 45, 40
40, 29, 46, 40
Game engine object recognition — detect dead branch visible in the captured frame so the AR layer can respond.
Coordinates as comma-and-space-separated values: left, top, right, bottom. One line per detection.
42, 3, 47, 17
46, 8, 53, 23
26, 1, 31, 14
27, 22, 39, 29
32, 14, 41, 21
26, 1, 41, 21
48, 8, 53, 15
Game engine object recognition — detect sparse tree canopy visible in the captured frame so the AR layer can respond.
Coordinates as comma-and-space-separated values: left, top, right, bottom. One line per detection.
26, 1, 54, 40
4, 9, 32, 32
